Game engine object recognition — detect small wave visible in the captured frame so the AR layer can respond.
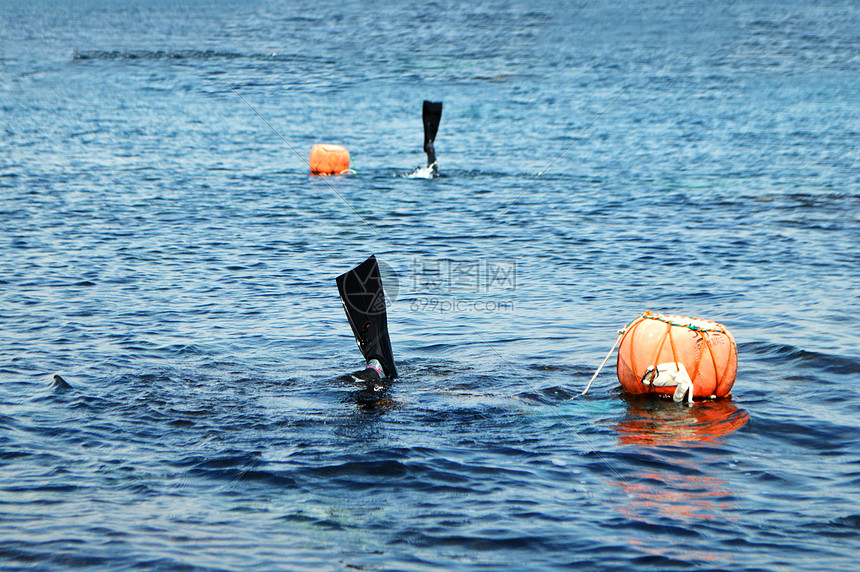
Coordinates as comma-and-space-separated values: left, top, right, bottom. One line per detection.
181, 452, 298, 487
742, 341, 860, 376
796, 514, 860, 539
830, 515, 860, 530
71, 49, 330, 64
749, 414, 858, 452
73, 49, 245, 61
518, 385, 578, 404
304, 459, 409, 480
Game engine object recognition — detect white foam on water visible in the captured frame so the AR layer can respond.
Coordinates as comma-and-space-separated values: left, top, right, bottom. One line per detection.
406, 165, 437, 179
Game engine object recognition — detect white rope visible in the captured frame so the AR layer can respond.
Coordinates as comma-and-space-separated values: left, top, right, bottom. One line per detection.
581, 332, 623, 396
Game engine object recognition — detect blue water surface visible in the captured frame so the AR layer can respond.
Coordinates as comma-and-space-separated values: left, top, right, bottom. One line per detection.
2, 0, 859, 569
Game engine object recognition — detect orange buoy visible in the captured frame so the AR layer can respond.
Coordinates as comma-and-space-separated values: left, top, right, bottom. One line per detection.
309, 143, 350, 175
616, 312, 737, 401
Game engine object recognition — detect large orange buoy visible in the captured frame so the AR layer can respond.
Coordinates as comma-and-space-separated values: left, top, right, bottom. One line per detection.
309, 143, 350, 175
616, 312, 737, 401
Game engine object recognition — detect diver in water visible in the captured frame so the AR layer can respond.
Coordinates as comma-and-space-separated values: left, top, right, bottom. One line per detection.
422, 100, 443, 175
336, 255, 398, 387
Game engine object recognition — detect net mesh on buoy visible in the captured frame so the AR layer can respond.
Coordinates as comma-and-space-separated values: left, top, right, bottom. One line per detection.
616, 311, 738, 400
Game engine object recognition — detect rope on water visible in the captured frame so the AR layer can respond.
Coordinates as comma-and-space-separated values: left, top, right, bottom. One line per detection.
581, 332, 623, 396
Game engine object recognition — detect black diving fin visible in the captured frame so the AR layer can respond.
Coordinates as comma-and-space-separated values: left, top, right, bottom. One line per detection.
422, 100, 443, 168
336, 255, 398, 380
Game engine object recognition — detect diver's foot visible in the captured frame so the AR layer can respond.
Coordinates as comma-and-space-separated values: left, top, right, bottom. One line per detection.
349, 367, 381, 384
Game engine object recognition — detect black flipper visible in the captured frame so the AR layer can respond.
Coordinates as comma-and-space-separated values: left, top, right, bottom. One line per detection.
51, 374, 73, 390
422, 100, 443, 168
336, 255, 398, 379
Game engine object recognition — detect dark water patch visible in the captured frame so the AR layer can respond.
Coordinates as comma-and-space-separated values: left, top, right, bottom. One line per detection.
303, 459, 409, 480
517, 385, 578, 404
72, 49, 334, 66
2, 483, 82, 494
606, 516, 707, 540
0, 413, 21, 431
277, 512, 349, 531
391, 529, 563, 553
742, 342, 860, 376
416, 405, 522, 426
817, 514, 860, 537
0, 544, 75, 567
3, 0, 860, 569
232, 469, 298, 488
0, 450, 32, 462
188, 452, 263, 471
183, 455, 298, 488
750, 414, 858, 452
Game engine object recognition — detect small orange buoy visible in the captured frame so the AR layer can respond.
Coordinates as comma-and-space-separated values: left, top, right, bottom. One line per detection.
309, 144, 350, 175
616, 312, 737, 401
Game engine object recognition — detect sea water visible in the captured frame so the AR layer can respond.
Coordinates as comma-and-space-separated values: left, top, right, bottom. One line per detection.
1, 0, 859, 569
